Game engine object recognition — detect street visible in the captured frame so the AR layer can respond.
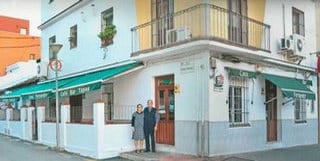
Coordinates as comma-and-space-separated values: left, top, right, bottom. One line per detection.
0, 135, 128, 161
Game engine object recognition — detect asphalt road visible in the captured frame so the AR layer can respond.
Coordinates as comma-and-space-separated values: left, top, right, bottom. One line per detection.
0, 135, 129, 161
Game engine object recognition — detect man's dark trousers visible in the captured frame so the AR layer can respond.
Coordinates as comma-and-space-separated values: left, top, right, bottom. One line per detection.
145, 129, 155, 151
144, 107, 156, 152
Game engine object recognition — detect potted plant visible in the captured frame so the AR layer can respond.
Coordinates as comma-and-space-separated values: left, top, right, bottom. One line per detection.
98, 24, 117, 47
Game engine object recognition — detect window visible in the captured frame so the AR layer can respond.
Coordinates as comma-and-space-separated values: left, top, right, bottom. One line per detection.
295, 98, 307, 123
101, 7, 113, 31
292, 7, 305, 36
69, 25, 77, 49
20, 28, 27, 35
70, 94, 83, 123
228, 76, 249, 126
49, 36, 56, 60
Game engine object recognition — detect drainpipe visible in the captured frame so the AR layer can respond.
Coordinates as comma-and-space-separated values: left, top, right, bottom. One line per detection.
318, 73, 320, 144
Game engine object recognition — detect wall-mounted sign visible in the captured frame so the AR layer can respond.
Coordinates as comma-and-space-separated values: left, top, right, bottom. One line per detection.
174, 85, 180, 94
180, 61, 195, 74
215, 74, 224, 87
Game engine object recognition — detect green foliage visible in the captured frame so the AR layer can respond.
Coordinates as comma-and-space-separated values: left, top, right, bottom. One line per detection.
98, 24, 117, 40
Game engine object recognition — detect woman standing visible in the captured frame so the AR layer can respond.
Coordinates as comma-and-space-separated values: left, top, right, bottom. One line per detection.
131, 104, 144, 153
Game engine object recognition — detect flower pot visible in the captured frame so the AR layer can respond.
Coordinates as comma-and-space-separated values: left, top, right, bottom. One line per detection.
101, 38, 113, 47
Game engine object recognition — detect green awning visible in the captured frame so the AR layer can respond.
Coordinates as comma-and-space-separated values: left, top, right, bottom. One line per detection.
228, 68, 256, 78
0, 97, 20, 103
0, 62, 142, 100
261, 74, 315, 100
58, 63, 142, 97
297, 79, 312, 86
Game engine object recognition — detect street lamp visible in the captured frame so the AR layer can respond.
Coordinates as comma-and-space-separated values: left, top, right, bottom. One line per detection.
50, 44, 63, 151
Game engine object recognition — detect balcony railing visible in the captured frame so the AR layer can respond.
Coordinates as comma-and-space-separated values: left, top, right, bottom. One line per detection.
131, 4, 270, 55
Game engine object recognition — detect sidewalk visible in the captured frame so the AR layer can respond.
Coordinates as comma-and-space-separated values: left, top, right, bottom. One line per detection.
120, 144, 320, 161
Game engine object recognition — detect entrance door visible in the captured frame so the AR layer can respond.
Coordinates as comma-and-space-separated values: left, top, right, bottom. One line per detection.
155, 75, 175, 145
31, 100, 38, 140
152, 0, 174, 47
265, 80, 277, 142
228, 0, 248, 45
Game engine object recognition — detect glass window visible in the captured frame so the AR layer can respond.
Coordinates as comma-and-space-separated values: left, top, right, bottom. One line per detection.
292, 7, 305, 36
101, 7, 113, 31
49, 35, 56, 60
70, 25, 77, 49
228, 76, 249, 126
295, 98, 307, 123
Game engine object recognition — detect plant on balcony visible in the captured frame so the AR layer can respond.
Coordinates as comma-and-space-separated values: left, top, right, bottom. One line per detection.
98, 24, 117, 47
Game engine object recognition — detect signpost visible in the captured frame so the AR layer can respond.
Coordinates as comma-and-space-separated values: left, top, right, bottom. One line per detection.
49, 44, 63, 151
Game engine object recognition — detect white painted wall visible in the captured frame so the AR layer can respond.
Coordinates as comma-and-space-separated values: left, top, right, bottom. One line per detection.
65, 124, 96, 158
265, 0, 317, 68
9, 121, 22, 138
41, 123, 57, 146
113, 52, 210, 121
0, 121, 6, 134
102, 124, 134, 158
41, 0, 137, 78
208, 58, 318, 122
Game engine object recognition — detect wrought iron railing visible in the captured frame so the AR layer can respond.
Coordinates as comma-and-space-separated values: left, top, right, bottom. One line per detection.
131, 4, 270, 55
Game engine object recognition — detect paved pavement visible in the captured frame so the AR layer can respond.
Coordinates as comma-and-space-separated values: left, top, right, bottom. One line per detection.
0, 134, 128, 161
121, 144, 320, 161
1, 134, 320, 161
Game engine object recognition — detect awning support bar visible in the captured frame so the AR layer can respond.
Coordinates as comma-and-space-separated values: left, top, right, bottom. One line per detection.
282, 98, 294, 106
264, 97, 277, 105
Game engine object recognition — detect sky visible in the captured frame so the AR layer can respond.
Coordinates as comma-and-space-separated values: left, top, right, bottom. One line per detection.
0, 0, 41, 36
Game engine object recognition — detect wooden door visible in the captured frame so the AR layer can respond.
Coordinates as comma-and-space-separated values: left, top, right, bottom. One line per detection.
155, 75, 175, 145
266, 80, 277, 142
228, 0, 248, 45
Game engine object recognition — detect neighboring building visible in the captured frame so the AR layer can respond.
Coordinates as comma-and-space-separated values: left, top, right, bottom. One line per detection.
0, 30, 41, 76
0, 16, 29, 35
0, 0, 318, 160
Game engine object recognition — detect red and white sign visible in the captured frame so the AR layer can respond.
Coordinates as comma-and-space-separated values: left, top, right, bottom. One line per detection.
49, 60, 62, 71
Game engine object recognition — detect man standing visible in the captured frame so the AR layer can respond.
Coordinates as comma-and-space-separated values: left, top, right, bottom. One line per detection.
144, 99, 158, 152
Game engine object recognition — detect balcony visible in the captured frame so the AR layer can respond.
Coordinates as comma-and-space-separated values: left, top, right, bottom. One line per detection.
131, 4, 270, 56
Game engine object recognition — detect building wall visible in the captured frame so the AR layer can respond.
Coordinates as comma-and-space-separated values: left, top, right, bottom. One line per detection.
0, 31, 40, 76
113, 51, 210, 155
41, 0, 137, 78
208, 58, 318, 156
0, 16, 29, 35
264, 0, 317, 67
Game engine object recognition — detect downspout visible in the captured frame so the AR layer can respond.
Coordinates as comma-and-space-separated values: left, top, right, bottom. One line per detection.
318, 73, 320, 144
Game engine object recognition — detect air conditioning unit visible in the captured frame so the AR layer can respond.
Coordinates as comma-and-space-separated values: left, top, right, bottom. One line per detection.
37, 61, 48, 79
280, 37, 294, 50
166, 26, 191, 43
290, 34, 306, 57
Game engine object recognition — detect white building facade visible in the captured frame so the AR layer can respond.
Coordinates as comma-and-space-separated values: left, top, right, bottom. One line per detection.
0, 0, 319, 159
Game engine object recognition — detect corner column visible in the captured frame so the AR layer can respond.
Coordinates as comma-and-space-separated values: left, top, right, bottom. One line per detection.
27, 106, 35, 141
6, 107, 13, 135
93, 100, 105, 159
20, 106, 27, 140
37, 105, 45, 142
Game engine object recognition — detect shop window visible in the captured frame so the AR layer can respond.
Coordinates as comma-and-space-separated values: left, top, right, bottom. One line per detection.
295, 98, 307, 123
292, 7, 305, 36
228, 76, 250, 127
69, 25, 77, 49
